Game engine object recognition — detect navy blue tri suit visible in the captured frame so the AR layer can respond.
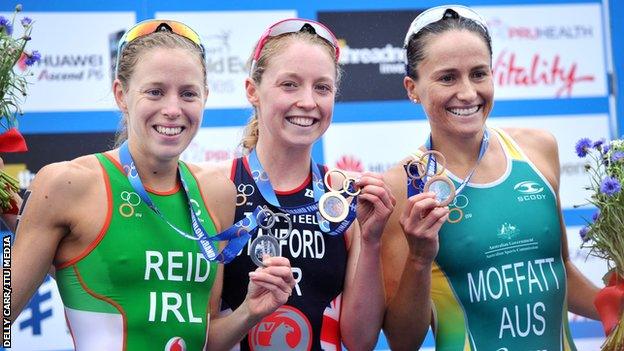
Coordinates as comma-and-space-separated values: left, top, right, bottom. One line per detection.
221, 156, 348, 351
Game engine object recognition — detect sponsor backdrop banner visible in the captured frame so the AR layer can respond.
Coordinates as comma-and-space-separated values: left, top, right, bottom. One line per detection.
0, 0, 617, 350
318, 10, 418, 102
320, 3, 606, 101
156, 10, 297, 109
0, 12, 135, 112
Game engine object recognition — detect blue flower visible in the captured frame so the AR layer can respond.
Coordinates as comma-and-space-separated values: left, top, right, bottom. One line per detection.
600, 176, 622, 196
25, 50, 41, 66
0, 16, 13, 35
575, 138, 593, 157
592, 210, 600, 222
593, 139, 605, 150
612, 151, 624, 163
20, 17, 32, 27
603, 144, 611, 154
579, 226, 590, 242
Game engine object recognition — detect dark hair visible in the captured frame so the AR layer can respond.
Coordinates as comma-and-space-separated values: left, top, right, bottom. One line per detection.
405, 9, 492, 79
114, 31, 206, 147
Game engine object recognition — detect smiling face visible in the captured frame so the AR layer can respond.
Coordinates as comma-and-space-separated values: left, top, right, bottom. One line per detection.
247, 37, 336, 151
406, 29, 494, 138
114, 47, 207, 162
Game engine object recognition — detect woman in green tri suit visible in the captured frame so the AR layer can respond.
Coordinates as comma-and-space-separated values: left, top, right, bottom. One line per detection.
381, 5, 601, 351
9, 19, 294, 350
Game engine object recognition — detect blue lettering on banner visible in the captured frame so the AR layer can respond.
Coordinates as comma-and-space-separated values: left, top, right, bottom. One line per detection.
19, 276, 53, 335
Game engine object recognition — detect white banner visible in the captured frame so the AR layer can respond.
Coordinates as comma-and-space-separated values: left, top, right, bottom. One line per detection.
0, 12, 136, 112
476, 4, 607, 99
156, 10, 297, 109
181, 126, 246, 164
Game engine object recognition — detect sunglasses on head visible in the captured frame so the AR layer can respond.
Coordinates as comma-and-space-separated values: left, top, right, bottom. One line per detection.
115, 19, 205, 76
403, 5, 489, 48
250, 18, 340, 74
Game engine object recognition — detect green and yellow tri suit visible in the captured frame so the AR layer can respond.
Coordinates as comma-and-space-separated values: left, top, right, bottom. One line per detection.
430, 128, 576, 351
55, 153, 219, 351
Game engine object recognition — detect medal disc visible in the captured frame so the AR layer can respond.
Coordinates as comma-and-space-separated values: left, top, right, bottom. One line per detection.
318, 191, 349, 223
250, 235, 281, 267
423, 175, 456, 207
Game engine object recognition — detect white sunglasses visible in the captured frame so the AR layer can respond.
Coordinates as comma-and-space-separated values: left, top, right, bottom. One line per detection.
403, 5, 489, 48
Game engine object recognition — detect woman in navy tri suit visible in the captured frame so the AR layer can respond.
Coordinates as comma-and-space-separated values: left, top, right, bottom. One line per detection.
212, 18, 395, 351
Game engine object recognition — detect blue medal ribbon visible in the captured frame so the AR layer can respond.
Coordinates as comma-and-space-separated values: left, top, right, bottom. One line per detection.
119, 141, 256, 263
406, 128, 490, 198
247, 149, 356, 236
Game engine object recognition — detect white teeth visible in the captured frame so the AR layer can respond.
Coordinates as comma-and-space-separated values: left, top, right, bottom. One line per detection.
448, 106, 480, 116
287, 117, 315, 127
155, 126, 183, 136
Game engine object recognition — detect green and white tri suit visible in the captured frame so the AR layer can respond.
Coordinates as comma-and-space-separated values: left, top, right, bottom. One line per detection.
55, 153, 218, 350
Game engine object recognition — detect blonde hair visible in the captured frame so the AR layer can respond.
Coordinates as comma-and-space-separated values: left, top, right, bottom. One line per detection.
114, 31, 206, 147
240, 31, 342, 153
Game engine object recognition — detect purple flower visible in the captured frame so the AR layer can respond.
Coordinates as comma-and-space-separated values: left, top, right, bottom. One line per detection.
603, 144, 611, 154
0, 16, 13, 35
600, 176, 621, 196
25, 50, 41, 66
579, 226, 590, 242
593, 139, 605, 150
20, 17, 32, 27
575, 138, 593, 157
612, 151, 624, 163
592, 210, 600, 222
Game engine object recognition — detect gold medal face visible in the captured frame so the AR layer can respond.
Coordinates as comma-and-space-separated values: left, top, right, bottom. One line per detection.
318, 191, 349, 223
423, 175, 456, 207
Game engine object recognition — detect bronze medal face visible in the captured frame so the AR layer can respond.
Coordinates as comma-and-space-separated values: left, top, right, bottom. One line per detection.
424, 175, 456, 207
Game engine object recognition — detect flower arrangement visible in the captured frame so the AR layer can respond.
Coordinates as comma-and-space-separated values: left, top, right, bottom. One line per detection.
575, 137, 624, 350
0, 4, 39, 212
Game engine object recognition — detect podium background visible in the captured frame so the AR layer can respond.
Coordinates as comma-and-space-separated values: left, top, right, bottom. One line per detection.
2, 0, 623, 349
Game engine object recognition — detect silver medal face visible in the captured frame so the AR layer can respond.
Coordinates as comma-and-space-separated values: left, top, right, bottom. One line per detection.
318, 192, 349, 223
250, 235, 281, 267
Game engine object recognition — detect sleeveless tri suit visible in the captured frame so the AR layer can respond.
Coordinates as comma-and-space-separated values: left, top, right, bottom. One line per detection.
221, 157, 348, 351
429, 128, 576, 350
55, 153, 219, 350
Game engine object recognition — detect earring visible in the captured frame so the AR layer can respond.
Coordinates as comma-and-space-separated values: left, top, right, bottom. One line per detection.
412, 98, 420, 104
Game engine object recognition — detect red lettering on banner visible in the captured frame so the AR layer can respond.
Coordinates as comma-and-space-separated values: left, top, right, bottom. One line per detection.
507, 27, 538, 40
203, 150, 230, 162
493, 49, 595, 97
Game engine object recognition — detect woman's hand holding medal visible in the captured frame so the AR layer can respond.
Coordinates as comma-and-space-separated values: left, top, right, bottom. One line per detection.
406, 150, 456, 206
401, 151, 454, 264
352, 172, 396, 243
246, 255, 296, 321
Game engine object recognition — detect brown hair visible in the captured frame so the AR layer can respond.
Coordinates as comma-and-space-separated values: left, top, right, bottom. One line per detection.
240, 31, 341, 153
113, 31, 206, 147
405, 9, 492, 80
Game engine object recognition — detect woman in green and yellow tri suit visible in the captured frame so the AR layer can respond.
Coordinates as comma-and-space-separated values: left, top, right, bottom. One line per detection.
381, 5, 601, 351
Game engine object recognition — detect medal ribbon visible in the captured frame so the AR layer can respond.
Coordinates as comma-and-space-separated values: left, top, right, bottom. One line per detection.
407, 128, 490, 198
248, 149, 356, 236
119, 141, 257, 263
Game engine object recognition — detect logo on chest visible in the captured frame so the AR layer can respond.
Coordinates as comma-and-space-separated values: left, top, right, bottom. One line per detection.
119, 191, 142, 218
514, 181, 546, 203
248, 306, 312, 351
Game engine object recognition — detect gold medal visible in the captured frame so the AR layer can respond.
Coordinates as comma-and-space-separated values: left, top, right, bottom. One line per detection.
318, 169, 359, 223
